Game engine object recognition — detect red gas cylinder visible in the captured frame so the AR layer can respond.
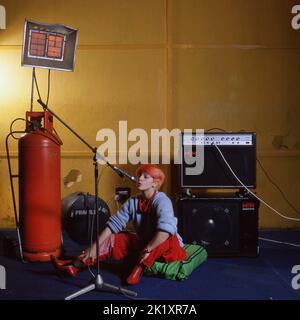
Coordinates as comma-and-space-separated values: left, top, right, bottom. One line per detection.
19, 111, 62, 262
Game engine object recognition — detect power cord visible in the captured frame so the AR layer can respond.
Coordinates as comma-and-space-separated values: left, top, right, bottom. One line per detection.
212, 143, 300, 222
206, 128, 227, 132
259, 236, 300, 248
256, 157, 300, 216
205, 128, 300, 216
46, 69, 51, 106
33, 68, 42, 101
33, 68, 51, 106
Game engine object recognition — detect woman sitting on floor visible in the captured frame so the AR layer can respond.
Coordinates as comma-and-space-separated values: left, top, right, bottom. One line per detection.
52, 164, 186, 285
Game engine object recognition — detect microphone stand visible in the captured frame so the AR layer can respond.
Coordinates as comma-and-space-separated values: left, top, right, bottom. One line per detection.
37, 99, 137, 300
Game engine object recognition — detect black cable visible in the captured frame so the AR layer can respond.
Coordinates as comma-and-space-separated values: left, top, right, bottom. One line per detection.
256, 157, 300, 216
206, 127, 227, 132
32, 68, 51, 109
206, 128, 252, 133
46, 69, 51, 106
33, 68, 42, 101
9, 118, 30, 140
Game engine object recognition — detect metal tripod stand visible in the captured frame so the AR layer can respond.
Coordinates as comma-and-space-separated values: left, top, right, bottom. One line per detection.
37, 99, 137, 300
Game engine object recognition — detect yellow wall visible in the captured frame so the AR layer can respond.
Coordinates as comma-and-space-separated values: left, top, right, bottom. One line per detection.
0, 0, 300, 229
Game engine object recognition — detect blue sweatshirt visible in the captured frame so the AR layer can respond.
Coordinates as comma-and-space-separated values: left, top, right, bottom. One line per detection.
107, 192, 184, 247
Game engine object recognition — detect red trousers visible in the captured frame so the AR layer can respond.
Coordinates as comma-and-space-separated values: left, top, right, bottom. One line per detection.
98, 232, 186, 268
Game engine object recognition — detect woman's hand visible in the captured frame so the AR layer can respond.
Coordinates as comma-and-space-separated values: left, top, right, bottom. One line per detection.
77, 227, 113, 264
78, 245, 97, 264
138, 248, 151, 263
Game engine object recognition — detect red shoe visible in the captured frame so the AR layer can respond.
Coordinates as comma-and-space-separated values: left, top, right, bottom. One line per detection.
51, 255, 96, 277
126, 264, 144, 285
51, 257, 73, 267
51, 256, 80, 277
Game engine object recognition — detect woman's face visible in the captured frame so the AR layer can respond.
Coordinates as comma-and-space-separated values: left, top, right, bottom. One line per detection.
137, 172, 156, 191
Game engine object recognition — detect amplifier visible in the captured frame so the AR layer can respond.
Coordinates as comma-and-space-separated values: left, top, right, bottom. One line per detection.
180, 132, 256, 188
177, 194, 259, 257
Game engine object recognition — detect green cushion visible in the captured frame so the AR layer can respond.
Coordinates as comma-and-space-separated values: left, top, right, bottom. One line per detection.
144, 244, 207, 281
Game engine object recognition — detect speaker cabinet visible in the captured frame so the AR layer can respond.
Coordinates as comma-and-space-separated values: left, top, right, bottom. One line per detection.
177, 194, 259, 257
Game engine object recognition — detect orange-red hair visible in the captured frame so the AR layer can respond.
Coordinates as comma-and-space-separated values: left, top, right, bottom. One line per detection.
136, 164, 165, 190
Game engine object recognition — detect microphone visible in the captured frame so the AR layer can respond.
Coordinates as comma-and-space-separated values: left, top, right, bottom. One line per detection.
95, 151, 137, 184
112, 166, 137, 183
95, 150, 136, 184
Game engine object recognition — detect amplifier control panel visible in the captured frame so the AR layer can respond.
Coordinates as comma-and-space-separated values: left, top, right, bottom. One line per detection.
182, 133, 254, 146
